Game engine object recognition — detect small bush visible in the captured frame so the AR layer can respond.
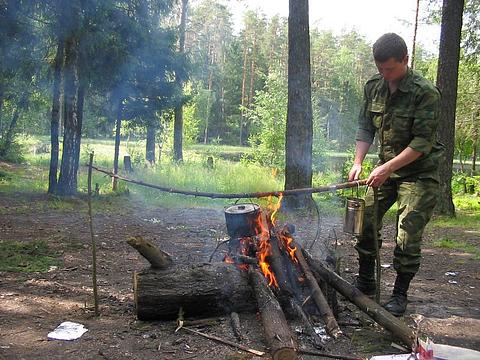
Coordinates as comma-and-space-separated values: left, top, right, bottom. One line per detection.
0, 138, 26, 163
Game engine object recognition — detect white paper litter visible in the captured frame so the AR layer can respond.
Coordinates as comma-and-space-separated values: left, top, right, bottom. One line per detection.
445, 272, 457, 276
47, 321, 88, 340
370, 354, 412, 360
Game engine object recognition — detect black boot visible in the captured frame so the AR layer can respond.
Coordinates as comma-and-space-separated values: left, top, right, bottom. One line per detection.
354, 258, 376, 296
383, 272, 414, 316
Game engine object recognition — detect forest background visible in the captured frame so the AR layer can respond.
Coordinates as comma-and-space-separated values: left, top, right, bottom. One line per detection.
0, 0, 478, 209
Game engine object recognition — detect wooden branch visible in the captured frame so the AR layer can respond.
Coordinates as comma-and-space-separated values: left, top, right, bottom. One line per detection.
230, 312, 244, 341
248, 266, 298, 360
180, 327, 265, 357
293, 240, 341, 339
127, 236, 173, 269
90, 164, 366, 199
87, 152, 100, 316
302, 249, 416, 347
298, 348, 363, 360
288, 298, 324, 349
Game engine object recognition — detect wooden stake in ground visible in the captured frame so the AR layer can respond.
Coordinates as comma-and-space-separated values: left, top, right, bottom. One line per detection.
302, 249, 415, 346
248, 266, 298, 360
87, 152, 99, 316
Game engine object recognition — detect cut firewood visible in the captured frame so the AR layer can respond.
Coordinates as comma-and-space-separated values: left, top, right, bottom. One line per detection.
127, 236, 173, 269
288, 298, 324, 349
134, 262, 256, 320
302, 249, 416, 346
292, 240, 342, 339
230, 312, 244, 341
248, 266, 298, 360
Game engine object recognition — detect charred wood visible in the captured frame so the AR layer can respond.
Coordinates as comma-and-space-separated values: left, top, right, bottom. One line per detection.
293, 240, 341, 339
230, 312, 244, 341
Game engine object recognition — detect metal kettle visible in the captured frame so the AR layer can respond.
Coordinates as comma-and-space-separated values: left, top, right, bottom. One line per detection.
343, 197, 365, 235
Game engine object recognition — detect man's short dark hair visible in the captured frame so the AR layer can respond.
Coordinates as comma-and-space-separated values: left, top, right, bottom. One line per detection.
372, 33, 408, 62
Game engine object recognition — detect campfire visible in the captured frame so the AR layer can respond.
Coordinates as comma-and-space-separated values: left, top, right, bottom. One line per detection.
127, 197, 416, 359
222, 197, 341, 358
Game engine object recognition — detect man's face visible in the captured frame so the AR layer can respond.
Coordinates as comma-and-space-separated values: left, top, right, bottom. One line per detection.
375, 56, 408, 82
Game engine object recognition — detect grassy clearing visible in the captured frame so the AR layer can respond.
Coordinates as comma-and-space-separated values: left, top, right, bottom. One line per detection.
434, 238, 480, 260
0, 240, 61, 272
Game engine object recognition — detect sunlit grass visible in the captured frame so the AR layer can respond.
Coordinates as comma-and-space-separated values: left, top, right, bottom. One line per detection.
431, 194, 480, 231
434, 238, 480, 260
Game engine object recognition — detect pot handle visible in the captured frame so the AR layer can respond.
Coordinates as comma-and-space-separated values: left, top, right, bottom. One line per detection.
234, 198, 255, 205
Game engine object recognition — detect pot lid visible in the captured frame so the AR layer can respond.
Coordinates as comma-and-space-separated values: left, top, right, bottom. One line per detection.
225, 203, 259, 214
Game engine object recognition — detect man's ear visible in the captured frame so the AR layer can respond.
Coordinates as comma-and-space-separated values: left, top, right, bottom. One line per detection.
403, 55, 409, 65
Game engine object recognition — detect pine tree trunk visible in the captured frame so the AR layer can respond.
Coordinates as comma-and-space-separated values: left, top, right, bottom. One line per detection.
284, 0, 313, 209
146, 123, 156, 165
240, 37, 248, 146
472, 128, 478, 172
411, 0, 420, 68
173, 0, 188, 162
0, 93, 28, 157
0, 86, 4, 137
48, 39, 64, 194
435, 0, 464, 216
112, 97, 122, 191
56, 35, 80, 196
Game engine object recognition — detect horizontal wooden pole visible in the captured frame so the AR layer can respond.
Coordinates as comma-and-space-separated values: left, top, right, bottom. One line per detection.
89, 164, 366, 199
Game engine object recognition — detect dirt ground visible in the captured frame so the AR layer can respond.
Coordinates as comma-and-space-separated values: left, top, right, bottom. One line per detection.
1, 168, 479, 359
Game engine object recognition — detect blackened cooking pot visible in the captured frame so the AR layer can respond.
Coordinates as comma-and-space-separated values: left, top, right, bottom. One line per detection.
224, 203, 261, 238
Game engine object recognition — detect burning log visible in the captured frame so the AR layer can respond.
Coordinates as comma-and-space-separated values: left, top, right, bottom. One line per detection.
133, 262, 256, 320
127, 236, 173, 269
302, 249, 416, 346
248, 266, 298, 360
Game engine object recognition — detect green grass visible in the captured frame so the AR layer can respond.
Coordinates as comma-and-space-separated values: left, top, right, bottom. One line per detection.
431, 194, 480, 231
434, 238, 480, 260
0, 240, 61, 272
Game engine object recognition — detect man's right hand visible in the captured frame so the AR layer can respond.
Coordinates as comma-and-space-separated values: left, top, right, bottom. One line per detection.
348, 163, 362, 181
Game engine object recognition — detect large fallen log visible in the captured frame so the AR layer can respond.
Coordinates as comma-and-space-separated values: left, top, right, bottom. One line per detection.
248, 266, 298, 360
302, 249, 416, 346
134, 262, 256, 320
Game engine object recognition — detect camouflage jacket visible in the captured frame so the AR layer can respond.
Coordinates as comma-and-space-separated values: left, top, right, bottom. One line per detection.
355, 68, 444, 181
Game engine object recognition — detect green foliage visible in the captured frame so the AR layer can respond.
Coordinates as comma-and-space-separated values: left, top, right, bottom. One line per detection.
452, 172, 480, 194
0, 240, 60, 272
245, 71, 287, 168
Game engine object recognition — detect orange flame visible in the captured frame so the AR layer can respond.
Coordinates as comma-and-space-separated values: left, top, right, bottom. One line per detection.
255, 209, 278, 288
224, 255, 234, 264
280, 232, 298, 263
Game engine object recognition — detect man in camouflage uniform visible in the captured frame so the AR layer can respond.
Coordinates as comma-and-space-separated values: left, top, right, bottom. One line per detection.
348, 33, 444, 316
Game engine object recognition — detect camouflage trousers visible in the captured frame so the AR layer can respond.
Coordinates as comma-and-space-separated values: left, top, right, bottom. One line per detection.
354, 178, 439, 274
